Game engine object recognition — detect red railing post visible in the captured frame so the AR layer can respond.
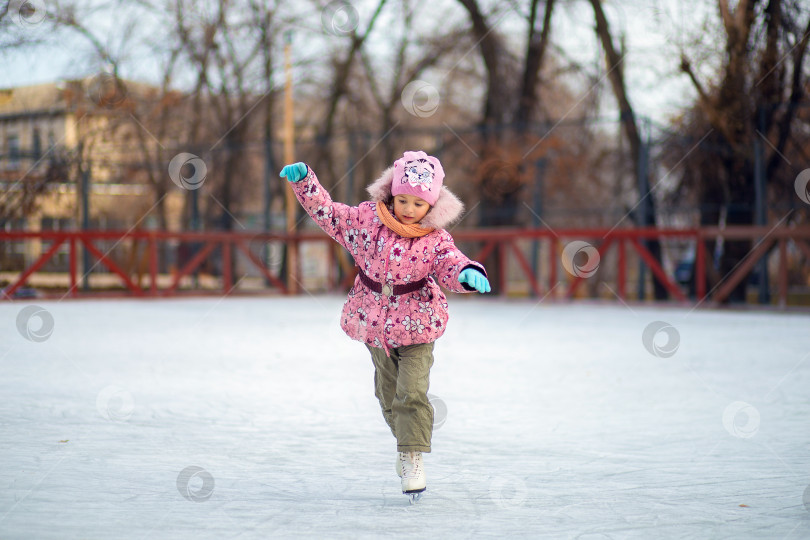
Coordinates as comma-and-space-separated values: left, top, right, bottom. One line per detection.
779, 238, 788, 308
549, 236, 558, 293
69, 236, 77, 298
509, 241, 541, 296
291, 237, 300, 295
498, 241, 507, 295
222, 239, 233, 293
149, 233, 158, 296
617, 238, 626, 300
696, 231, 706, 301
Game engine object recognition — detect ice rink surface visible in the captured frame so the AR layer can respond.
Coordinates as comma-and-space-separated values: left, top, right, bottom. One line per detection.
1, 295, 809, 539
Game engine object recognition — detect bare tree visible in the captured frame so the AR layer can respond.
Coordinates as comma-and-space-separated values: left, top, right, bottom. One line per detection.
311, 0, 389, 184
356, 3, 468, 170
588, 0, 667, 300
516, 0, 556, 128
0, 1, 65, 227
53, 1, 175, 229
156, 0, 286, 234
454, 0, 557, 229
676, 0, 810, 302
34, 0, 288, 237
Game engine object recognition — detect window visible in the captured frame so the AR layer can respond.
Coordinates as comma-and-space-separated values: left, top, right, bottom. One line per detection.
32, 128, 42, 161
8, 134, 20, 169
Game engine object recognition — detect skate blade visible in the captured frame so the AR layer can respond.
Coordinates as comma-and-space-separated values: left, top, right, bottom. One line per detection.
406, 490, 425, 504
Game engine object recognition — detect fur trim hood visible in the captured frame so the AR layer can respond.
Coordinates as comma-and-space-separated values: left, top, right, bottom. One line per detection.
366, 166, 465, 230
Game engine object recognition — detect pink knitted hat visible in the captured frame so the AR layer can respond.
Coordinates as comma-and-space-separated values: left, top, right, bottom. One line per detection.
391, 151, 445, 206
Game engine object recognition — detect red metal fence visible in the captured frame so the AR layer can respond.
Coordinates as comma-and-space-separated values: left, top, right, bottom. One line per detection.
2, 226, 809, 306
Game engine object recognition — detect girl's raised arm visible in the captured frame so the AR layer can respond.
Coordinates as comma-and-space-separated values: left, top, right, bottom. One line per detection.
280, 162, 361, 251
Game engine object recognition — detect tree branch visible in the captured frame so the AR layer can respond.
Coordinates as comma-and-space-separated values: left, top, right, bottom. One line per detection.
515, 0, 555, 123
679, 54, 737, 150
768, 12, 810, 178
718, 0, 734, 36
588, 0, 640, 156
456, 0, 508, 124
322, 0, 388, 139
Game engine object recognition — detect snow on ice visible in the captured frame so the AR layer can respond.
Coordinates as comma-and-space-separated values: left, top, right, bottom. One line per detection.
1, 296, 809, 538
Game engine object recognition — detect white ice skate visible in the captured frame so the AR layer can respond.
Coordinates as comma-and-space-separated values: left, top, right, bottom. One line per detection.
399, 451, 426, 503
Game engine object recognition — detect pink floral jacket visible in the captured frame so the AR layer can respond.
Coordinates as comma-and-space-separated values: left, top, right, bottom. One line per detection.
292, 165, 486, 353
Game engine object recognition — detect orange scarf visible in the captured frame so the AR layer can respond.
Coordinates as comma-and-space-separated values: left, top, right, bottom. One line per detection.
375, 201, 434, 238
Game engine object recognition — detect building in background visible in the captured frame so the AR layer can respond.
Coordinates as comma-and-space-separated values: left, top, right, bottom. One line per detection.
0, 76, 186, 232
0, 76, 188, 282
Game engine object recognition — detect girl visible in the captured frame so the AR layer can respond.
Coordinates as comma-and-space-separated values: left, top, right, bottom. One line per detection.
280, 151, 490, 502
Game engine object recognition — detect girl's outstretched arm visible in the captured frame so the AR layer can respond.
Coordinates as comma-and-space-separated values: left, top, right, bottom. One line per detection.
280, 162, 360, 251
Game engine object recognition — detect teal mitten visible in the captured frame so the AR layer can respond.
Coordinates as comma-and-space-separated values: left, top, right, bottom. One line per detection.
279, 162, 308, 183
458, 268, 491, 293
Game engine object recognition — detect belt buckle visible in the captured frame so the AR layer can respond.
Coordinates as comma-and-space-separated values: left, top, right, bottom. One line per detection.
381, 283, 393, 296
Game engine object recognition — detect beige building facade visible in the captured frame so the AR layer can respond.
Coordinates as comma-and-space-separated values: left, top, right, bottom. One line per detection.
0, 76, 184, 233
0, 77, 187, 282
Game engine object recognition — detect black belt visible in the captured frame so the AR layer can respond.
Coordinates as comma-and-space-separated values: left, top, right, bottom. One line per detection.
357, 268, 428, 296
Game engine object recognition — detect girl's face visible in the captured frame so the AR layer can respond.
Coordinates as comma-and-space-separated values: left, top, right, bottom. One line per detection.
393, 194, 430, 224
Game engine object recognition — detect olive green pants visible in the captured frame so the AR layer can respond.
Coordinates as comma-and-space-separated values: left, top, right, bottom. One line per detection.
366, 343, 435, 453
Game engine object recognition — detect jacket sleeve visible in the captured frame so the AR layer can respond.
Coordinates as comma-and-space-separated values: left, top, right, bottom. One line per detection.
431, 230, 487, 293
290, 165, 360, 251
